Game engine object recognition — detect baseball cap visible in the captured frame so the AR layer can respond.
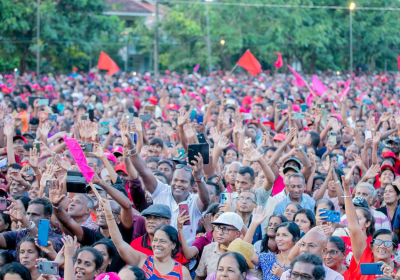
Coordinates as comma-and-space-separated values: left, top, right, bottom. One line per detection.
13, 135, 27, 144
111, 146, 123, 156
352, 197, 369, 208
380, 164, 396, 177
22, 132, 36, 140
283, 166, 301, 174
104, 150, 117, 164
141, 204, 171, 219
115, 163, 127, 175
272, 133, 286, 142
387, 138, 400, 145
95, 273, 121, 280
212, 212, 244, 231
242, 96, 252, 105
85, 184, 104, 193
283, 157, 302, 168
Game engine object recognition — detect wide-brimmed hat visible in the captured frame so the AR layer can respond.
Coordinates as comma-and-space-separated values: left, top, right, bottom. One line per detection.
220, 238, 255, 269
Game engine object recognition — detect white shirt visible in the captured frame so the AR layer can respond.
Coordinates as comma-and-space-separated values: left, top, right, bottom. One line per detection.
272, 189, 287, 203
280, 264, 344, 280
151, 179, 203, 246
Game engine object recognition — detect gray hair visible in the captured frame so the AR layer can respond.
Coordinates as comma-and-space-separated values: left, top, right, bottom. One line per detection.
288, 173, 306, 184
356, 182, 376, 198
227, 161, 243, 171
83, 194, 95, 209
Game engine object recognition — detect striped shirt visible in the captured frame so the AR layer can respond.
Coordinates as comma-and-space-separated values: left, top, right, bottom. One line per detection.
142, 256, 183, 280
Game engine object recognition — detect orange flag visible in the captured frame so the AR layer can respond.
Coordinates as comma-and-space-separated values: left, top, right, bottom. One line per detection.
237, 50, 262, 76
98, 51, 120, 76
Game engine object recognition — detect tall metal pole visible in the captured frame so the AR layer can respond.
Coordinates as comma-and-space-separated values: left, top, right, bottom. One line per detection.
154, 0, 159, 75
350, 9, 353, 75
125, 35, 129, 72
37, 0, 40, 76
206, 3, 212, 74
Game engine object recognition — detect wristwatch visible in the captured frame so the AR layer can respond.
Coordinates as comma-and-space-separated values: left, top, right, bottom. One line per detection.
27, 221, 36, 232
295, 145, 303, 151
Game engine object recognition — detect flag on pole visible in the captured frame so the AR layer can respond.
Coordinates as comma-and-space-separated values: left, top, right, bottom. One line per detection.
287, 66, 306, 87
311, 75, 327, 96
63, 136, 95, 182
398, 56, 400, 70
237, 50, 262, 76
273, 53, 283, 69
98, 51, 120, 76
193, 64, 200, 73
338, 79, 351, 99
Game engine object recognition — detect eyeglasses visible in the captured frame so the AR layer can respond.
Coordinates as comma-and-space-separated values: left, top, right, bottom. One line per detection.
237, 197, 256, 204
176, 164, 192, 172
373, 239, 395, 248
288, 270, 314, 280
213, 225, 237, 234
323, 249, 342, 257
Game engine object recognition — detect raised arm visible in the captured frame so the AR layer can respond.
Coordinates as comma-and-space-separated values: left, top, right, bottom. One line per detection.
133, 117, 144, 154
4, 121, 15, 164
177, 211, 199, 260
243, 146, 275, 192
268, 127, 295, 167
188, 153, 210, 212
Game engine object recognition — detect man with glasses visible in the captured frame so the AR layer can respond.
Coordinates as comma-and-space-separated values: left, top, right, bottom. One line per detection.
195, 212, 243, 280
130, 204, 188, 265
286, 253, 325, 280
280, 227, 344, 280
235, 190, 262, 244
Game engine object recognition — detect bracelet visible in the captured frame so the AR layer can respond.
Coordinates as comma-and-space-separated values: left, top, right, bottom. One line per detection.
52, 204, 61, 209
341, 195, 352, 198
127, 148, 137, 157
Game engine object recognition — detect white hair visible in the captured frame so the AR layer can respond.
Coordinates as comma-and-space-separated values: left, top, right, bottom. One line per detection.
356, 182, 376, 198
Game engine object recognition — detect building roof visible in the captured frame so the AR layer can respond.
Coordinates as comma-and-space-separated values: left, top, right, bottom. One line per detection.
105, 0, 166, 17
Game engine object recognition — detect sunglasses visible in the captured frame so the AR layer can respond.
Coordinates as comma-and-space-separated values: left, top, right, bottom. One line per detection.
176, 164, 192, 172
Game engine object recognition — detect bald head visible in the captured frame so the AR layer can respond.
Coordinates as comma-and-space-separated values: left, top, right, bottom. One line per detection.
299, 231, 327, 257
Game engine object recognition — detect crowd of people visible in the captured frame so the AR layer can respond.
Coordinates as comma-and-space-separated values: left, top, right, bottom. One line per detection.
0, 69, 398, 280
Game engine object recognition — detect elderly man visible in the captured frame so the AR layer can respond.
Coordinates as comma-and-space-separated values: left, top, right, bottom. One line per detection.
340, 182, 390, 230
287, 253, 326, 280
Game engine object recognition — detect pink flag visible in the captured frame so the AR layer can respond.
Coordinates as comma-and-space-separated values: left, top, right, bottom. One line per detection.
287, 66, 306, 87
311, 75, 327, 96
63, 136, 95, 182
306, 93, 313, 107
273, 53, 283, 69
338, 79, 351, 99
193, 64, 200, 73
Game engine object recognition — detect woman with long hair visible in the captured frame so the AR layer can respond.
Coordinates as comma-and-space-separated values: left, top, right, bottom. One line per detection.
323, 236, 350, 279
16, 237, 43, 280
255, 214, 288, 254
376, 184, 400, 229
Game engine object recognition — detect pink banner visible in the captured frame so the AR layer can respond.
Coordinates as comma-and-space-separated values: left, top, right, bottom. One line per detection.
63, 136, 95, 182
287, 66, 306, 87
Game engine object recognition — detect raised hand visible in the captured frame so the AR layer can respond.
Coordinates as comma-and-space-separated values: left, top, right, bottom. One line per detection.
243, 145, 263, 162
187, 153, 204, 181
178, 110, 189, 126
380, 112, 391, 123
251, 206, 268, 226
177, 211, 190, 231
4, 120, 14, 137
34, 238, 56, 255
285, 127, 296, 144
183, 123, 196, 139
40, 123, 51, 138
217, 136, 230, 150
4, 198, 25, 222
62, 235, 78, 258
322, 155, 330, 172
89, 143, 105, 159
209, 127, 220, 143
165, 126, 174, 138
48, 179, 65, 206
364, 164, 380, 180
99, 197, 112, 217
353, 154, 363, 167
133, 117, 143, 133
120, 119, 130, 146
373, 131, 381, 145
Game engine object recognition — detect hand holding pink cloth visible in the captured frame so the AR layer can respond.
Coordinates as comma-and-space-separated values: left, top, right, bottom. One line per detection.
63, 136, 95, 182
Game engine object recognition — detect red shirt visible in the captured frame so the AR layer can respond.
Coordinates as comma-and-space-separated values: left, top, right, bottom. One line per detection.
341, 235, 372, 266
130, 233, 189, 265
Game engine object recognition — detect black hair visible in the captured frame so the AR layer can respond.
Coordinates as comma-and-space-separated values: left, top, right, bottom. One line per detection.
87, 155, 102, 167
263, 146, 278, 154
253, 103, 264, 110
290, 253, 325, 280
0, 211, 11, 232
275, 222, 301, 243
149, 138, 164, 148
119, 265, 146, 280
93, 239, 118, 272
385, 184, 400, 197
9, 163, 22, 170
315, 199, 335, 212
224, 148, 239, 159
327, 236, 346, 254
218, 252, 248, 276
76, 246, 104, 270
260, 215, 289, 253
29, 118, 39, 125
309, 131, 321, 148
238, 166, 255, 182
16, 237, 43, 262
14, 195, 31, 211
146, 157, 161, 164
293, 209, 316, 229
64, 107, 74, 113
197, 203, 221, 234
313, 174, 326, 184
111, 183, 129, 198
0, 250, 14, 267
208, 174, 227, 189
77, 104, 87, 112
0, 262, 32, 280
371, 229, 399, 250
152, 171, 170, 184
154, 225, 181, 257
206, 181, 220, 196
356, 119, 366, 124
29, 198, 52, 217
356, 207, 375, 237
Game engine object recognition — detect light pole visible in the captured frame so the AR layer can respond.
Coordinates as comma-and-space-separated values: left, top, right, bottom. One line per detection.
205, 0, 212, 74
350, 2, 356, 75
37, 0, 40, 76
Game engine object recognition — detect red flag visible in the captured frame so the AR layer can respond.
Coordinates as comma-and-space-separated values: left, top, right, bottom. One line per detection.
98, 51, 120, 76
237, 50, 262, 76
273, 53, 283, 69
287, 66, 306, 87
398, 56, 400, 70
311, 75, 327, 96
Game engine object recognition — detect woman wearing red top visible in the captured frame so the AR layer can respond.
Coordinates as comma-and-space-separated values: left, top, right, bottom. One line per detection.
323, 236, 350, 279
342, 172, 399, 279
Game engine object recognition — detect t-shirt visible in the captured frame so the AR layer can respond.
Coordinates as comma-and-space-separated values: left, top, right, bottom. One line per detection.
191, 230, 213, 259
341, 235, 373, 266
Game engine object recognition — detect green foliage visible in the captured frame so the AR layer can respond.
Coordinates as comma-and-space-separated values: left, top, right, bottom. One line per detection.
0, 0, 123, 73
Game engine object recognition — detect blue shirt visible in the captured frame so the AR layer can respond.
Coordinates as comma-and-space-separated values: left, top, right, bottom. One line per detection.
273, 193, 316, 215
256, 252, 290, 280
248, 215, 263, 245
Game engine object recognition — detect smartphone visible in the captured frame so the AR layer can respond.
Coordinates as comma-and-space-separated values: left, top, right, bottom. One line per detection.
360, 263, 383, 275
38, 99, 49, 106
66, 170, 87, 193
188, 143, 210, 165
365, 131, 372, 140
216, 100, 221, 106
88, 103, 95, 110
82, 143, 93, 152
250, 119, 260, 124
33, 142, 40, 154
277, 104, 288, 110
145, 106, 156, 111
81, 115, 88, 121
26, 167, 35, 176
37, 261, 59, 275
98, 126, 109, 136
29, 96, 39, 106
178, 148, 185, 157
37, 219, 50, 246
39, 112, 48, 120
329, 131, 337, 145
123, 113, 133, 124
242, 113, 252, 120
318, 104, 329, 109
165, 142, 173, 148
197, 114, 204, 124
226, 99, 236, 105
140, 114, 152, 121
220, 193, 227, 204
319, 209, 340, 223
293, 113, 304, 119
49, 114, 58, 121
337, 155, 344, 166
301, 104, 307, 113
197, 133, 207, 144
0, 158, 7, 169
179, 204, 190, 225
88, 109, 94, 122
190, 110, 196, 122
0, 198, 7, 211
363, 99, 372, 105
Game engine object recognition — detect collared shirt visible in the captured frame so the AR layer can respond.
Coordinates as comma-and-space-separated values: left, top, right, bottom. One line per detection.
195, 242, 222, 277
273, 193, 316, 215
280, 264, 344, 280
151, 180, 203, 246
272, 189, 287, 203
80, 215, 98, 230
340, 208, 391, 230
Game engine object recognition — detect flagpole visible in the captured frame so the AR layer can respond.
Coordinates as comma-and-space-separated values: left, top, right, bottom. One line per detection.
227, 64, 238, 77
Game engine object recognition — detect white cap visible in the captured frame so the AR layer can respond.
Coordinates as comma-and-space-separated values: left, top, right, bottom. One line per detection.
212, 212, 244, 231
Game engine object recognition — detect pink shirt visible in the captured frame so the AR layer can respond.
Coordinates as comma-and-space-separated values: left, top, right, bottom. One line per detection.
272, 175, 285, 196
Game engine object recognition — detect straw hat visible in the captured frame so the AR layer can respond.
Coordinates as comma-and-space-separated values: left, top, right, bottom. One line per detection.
220, 238, 255, 269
